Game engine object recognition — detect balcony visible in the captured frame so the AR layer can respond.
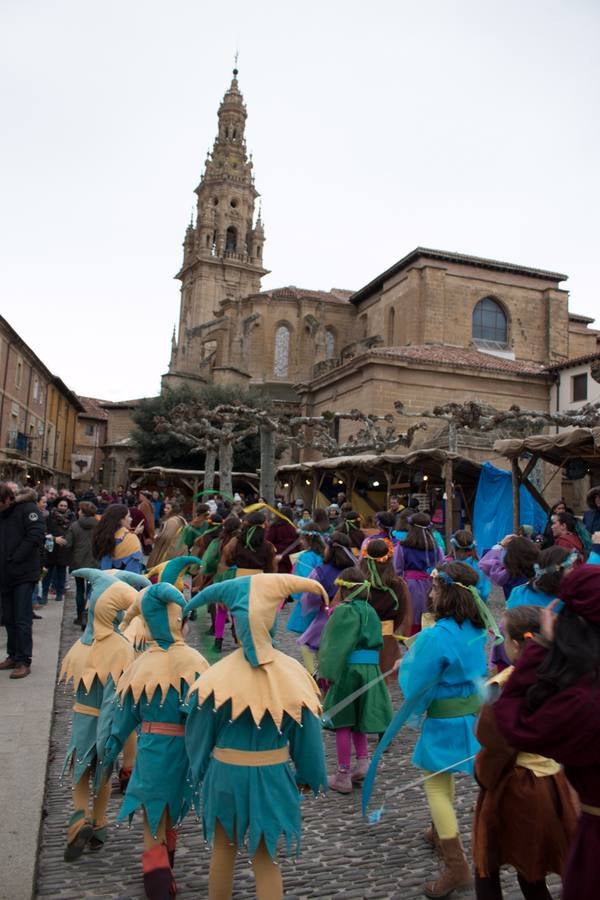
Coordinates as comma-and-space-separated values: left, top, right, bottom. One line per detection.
6, 431, 39, 457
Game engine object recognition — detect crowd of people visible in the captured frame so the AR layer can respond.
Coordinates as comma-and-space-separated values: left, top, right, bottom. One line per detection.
1, 479, 600, 899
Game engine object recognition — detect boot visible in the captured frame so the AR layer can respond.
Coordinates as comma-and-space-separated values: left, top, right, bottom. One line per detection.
166, 827, 177, 868
0, 657, 16, 670
423, 835, 473, 898
64, 812, 94, 862
89, 825, 108, 851
327, 769, 353, 794
350, 756, 370, 784
213, 637, 223, 653
142, 844, 175, 899
424, 821, 443, 854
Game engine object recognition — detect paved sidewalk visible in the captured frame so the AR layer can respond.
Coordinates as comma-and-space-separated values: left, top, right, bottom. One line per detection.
0, 598, 64, 900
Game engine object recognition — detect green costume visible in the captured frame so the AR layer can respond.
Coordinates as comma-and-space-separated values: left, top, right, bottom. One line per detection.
320, 597, 393, 733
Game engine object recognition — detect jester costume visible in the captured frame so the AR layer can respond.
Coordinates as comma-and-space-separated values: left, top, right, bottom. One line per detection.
99, 581, 209, 900
59, 568, 149, 860
184, 574, 328, 900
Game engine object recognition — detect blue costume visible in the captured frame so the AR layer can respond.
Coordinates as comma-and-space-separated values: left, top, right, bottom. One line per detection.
58, 568, 149, 860
184, 573, 328, 900
287, 549, 323, 633
98, 576, 208, 899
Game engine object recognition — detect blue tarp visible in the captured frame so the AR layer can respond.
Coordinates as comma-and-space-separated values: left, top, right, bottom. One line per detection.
473, 461, 547, 553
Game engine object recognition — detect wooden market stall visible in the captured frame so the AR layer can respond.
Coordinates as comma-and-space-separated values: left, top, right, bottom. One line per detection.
277, 449, 481, 548
494, 427, 600, 531
128, 466, 260, 514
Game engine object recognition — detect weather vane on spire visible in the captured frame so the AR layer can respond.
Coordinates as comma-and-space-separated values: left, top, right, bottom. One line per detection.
233, 50, 239, 76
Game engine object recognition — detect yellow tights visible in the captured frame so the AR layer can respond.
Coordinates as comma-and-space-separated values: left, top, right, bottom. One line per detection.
69, 767, 111, 840
423, 771, 458, 839
208, 821, 283, 900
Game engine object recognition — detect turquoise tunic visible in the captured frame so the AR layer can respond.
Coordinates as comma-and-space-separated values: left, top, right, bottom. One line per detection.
63, 676, 116, 783
106, 682, 197, 835
185, 698, 327, 858
319, 598, 392, 733
399, 617, 487, 774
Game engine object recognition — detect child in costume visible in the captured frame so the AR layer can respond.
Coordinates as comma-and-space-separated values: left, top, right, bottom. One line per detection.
319, 566, 393, 793
505, 546, 574, 610
359, 511, 396, 556
491, 565, 600, 900
479, 535, 540, 602
359, 539, 412, 677
286, 525, 326, 638
58, 568, 149, 861
93, 504, 144, 573
184, 573, 329, 900
363, 561, 498, 899
394, 512, 443, 633
473, 604, 578, 900
219, 509, 277, 574
296, 531, 355, 674
340, 510, 365, 554
446, 529, 491, 603
98, 582, 209, 900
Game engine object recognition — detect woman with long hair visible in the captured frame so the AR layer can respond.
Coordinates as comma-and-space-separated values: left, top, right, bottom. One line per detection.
146, 500, 187, 569
491, 565, 600, 900
393, 512, 443, 633
341, 510, 365, 553
92, 504, 144, 573
220, 510, 276, 574
473, 604, 578, 900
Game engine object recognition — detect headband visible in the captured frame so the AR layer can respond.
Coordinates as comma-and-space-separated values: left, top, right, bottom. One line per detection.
334, 578, 371, 602
450, 535, 476, 550
365, 548, 394, 563
533, 551, 578, 583
433, 569, 503, 645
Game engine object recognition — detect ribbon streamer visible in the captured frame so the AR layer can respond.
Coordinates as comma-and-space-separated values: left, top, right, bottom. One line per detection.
244, 501, 297, 529
320, 665, 397, 726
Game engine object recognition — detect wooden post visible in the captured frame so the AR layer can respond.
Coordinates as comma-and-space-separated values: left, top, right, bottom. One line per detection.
444, 460, 454, 551
511, 459, 521, 533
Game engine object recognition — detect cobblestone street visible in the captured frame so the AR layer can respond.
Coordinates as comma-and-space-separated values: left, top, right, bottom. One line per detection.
35, 591, 561, 899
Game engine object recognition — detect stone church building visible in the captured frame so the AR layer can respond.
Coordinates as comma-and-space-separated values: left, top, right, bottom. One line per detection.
163, 70, 599, 450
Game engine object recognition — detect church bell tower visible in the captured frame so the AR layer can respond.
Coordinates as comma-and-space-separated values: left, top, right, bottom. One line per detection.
164, 68, 268, 388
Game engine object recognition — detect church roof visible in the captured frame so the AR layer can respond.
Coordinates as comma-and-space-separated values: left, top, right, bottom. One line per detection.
370, 344, 549, 377
350, 247, 569, 305
545, 350, 600, 372
258, 286, 353, 305
78, 396, 109, 420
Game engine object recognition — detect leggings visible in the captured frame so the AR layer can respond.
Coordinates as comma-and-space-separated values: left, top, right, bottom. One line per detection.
475, 870, 552, 900
208, 820, 283, 900
335, 728, 369, 770
423, 771, 457, 839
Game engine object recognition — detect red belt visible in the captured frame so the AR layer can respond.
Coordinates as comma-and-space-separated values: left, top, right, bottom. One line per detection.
141, 721, 185, 736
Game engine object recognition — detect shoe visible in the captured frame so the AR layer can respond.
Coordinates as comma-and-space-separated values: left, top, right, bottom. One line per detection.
33, 612, 43, 620
73, 616, 82, 626
424, 821, 442, 855
142, 844, 175, 899
55, 596, 64, 602
10, 665, 31, 679
213, 637, 223, 652
327, 769, 353, 794
350, 756, 370, 784
39, 596, 48, 606
64, 821, 94, 862
0, 657, 16, 670
422, 835, 473, 898
89, 825, 108, 851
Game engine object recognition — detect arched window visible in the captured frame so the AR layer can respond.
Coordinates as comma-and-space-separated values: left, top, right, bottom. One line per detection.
325, 328, 335, 359
225, 226, 237, 252
472, 297, 508, 344
274, 325, 290, 377
387, 306, 395, 344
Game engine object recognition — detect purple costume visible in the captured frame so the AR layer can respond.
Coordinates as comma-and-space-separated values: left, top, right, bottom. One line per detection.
393, 543, 442, 629
297, 562, 345, 651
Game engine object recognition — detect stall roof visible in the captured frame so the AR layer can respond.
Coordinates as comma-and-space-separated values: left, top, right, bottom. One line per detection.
277, 449, 481, 482
129, 466, 259, 480
493, 428, 600, 466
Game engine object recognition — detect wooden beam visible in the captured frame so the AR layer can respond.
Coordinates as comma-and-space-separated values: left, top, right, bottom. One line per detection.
520, 454, 539, 482
444, 459, 454, 551
511, 459, 521, 533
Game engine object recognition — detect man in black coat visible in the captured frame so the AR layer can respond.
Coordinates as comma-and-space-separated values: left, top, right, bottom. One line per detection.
0, 484, 46, 678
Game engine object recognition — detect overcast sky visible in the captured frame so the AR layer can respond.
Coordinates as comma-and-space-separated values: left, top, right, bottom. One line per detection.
2, 0, 599, 400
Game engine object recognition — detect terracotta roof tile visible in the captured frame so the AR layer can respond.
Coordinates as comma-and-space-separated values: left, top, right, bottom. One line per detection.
545, 351, 600, 372
260, 286, 353, 305
370, 344, 548, 376
77, 396, 109, 419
